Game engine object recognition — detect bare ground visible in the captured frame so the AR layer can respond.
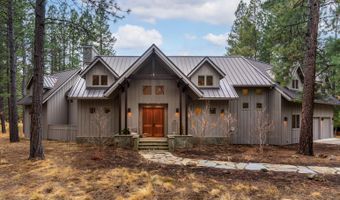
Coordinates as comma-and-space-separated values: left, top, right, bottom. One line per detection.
0, 134, 339, 200
175, 143, 340, 167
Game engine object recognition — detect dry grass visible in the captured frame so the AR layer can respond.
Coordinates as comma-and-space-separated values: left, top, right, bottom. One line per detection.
0, 134, 339, 200
175, 143, 340, 167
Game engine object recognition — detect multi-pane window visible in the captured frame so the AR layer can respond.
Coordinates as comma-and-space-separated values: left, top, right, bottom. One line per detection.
242, 89, 249, 96
90, 107, 96, 113
101, 75, 108, 85
155, 86, 164, 95
292, 80, 299, 89
242, 102, 249, 109
209, 108, 216, 114
143, 86, 152, 95
198, 76, 205, 86
255, 89, 263, 95
256, 103, 263, 109
206, 76, 213, 86
292, 114, 300, 128
92, 75, 99, 85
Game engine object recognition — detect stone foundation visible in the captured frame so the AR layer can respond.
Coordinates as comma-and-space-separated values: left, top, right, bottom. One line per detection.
168, 135, 193, 151
192, 137, 231, 145
76, 135, 138, 149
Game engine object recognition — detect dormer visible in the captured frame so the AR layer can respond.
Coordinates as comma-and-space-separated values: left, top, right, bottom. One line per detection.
80, 57, 118, 88
287, 66, 304, 91
188, 57, 225, 88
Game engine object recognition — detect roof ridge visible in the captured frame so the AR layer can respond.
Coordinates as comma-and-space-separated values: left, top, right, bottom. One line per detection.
50, 68, 80, 76
245, 57, 273, 66
241, 57, 274, 85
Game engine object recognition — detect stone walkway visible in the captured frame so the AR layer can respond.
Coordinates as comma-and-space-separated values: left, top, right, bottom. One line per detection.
140, 151, 340, 175
314, 138, 340, 145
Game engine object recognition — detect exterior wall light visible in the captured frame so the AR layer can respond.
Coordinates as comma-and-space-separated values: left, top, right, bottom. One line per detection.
175, 108, 179, 117
220, 109, 225, 117
127, 108, 132, 117
283, 117, 288, 126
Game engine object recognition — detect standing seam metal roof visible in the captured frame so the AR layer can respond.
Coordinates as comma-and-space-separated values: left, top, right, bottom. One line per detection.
69, 55, 273, 99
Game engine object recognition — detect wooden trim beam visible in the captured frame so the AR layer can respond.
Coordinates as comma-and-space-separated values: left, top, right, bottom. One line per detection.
185, 93, 188, 135
118, 87, 121, 132
124, 81, 129, 129
179, 86, 183, 135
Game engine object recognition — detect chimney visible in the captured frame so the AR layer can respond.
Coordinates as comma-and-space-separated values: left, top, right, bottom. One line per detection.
83, 45, 99, 66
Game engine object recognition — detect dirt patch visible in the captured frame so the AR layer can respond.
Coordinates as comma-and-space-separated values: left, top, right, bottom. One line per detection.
175, 144, 340, 167
0, 134, 339, 200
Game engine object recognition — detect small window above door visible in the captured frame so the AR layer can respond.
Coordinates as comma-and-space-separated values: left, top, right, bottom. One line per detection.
143, 86, 152, 95
155, 86, 164, 95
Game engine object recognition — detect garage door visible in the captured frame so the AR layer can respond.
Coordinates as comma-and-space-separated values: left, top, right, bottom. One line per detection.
320, 118, 332, 139
313, 118, 320, 140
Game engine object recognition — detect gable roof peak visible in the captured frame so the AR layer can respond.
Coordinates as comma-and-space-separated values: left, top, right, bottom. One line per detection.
187, 56, 226, 77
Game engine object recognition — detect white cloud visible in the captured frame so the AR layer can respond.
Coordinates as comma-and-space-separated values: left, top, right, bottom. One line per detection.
184, 33, 197, 40
114, 24, 163, 50
117, 0, 247, 25
203, 33, 227, 46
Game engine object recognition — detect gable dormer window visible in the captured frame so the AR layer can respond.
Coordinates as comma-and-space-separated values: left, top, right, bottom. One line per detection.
93, 75, 99, 85
198, 76, 205, 86
206, 76, 213, 86
101, 75, 108, 85
292, 79, 299, 89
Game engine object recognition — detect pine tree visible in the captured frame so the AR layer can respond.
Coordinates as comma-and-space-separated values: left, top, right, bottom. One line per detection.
7, 0, 19, 142
298, 0, 320, 156
93, 0, 117, 55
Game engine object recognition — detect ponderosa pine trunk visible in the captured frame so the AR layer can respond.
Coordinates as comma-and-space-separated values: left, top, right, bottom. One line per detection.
22, 43, 27, 132
298, 0, 320, 156
7, 0, 19, 142
30, 0, 46, 160
0, 93, 6, 133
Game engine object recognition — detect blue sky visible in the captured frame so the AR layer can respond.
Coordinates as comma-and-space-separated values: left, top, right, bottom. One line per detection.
111, 0, 245, 56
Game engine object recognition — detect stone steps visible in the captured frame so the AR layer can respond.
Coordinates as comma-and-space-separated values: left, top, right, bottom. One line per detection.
138, 138, 169, 151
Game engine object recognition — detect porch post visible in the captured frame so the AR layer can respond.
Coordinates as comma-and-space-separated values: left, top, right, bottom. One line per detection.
124, 81, 129, 129
118, 87, 122, 132
179, 86, 182, 135
185, 93, 188, 135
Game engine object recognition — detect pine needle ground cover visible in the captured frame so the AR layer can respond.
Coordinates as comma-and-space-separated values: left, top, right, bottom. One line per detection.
0, 135, 339, 200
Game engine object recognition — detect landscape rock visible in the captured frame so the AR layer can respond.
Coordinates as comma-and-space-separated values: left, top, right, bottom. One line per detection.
328, 155, 336, 160
291, 155, 299, 159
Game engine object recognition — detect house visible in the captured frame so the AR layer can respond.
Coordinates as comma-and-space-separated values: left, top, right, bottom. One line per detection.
18, 44, 339, 148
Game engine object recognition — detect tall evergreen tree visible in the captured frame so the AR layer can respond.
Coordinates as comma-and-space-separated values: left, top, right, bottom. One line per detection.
227, 0, 263, 59
93, 0, 117, 55
299, 0, 320, 156
7, 0, 19, 142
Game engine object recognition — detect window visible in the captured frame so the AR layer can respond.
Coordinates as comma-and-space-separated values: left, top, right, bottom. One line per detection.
155, 86, 164, 95
206, 76, 213, 86
90, 107, 96, 114
92, 75, 99, 85
292, 114, 300, 128
242, 102, 249, 109
242, 89, 249, 96
198, 76, 205, 86
255, 89, 263, 95
101, 75, 108, 85
104, 108, 110, 113
209, 108, 216, 114
195, 107, 202, 115
143, 86, 152, 95
256, 103, 262, 109
292, 79, 299, 89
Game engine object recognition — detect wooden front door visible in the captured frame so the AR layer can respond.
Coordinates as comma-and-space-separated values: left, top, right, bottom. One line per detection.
143, 107, 164, 137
